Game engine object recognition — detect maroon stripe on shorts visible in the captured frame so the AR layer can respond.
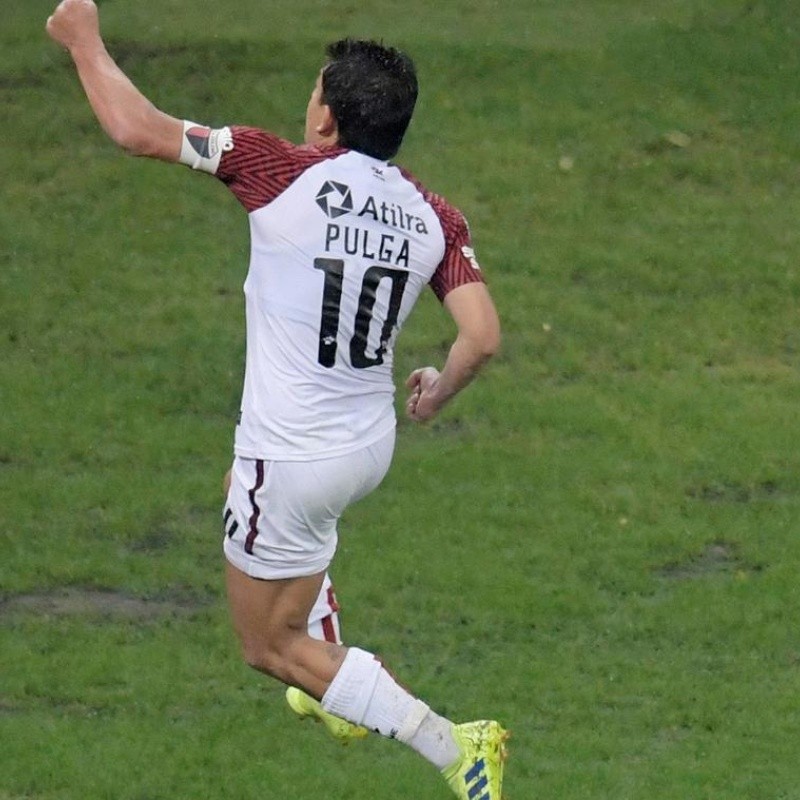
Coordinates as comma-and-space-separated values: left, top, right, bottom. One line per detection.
244, 460, 265, 554
321, 615, 337, 643
321, 585, 340, 643
326, 584, 340, 613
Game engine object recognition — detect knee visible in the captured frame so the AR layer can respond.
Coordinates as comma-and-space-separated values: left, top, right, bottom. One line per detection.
240, 630, 300, 682
241, 638, 283, 677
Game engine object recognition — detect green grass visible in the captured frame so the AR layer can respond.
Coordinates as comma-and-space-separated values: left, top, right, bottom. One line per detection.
3, 0, 800, 797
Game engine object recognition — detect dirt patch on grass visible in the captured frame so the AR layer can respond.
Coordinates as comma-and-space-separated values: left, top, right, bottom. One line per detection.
656, 541, 761, 580
686, 479, 782, 503
0, 588, 210, 620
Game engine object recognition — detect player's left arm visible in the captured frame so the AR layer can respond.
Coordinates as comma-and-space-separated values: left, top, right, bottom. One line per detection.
46, 0, 182, 161
405, 281, 501, 422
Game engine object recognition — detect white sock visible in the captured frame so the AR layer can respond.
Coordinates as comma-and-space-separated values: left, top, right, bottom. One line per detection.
322, 647, 459, 770
405, 708, 460, 771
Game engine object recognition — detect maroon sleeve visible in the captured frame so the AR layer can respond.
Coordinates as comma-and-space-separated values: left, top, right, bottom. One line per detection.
216, 126, 344, 213
428, 200, 486, 302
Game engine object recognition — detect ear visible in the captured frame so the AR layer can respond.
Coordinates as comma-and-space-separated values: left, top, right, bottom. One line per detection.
316, 104, 338, 138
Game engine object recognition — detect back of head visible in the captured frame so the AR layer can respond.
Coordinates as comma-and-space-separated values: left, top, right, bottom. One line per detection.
322, 39, 418, 161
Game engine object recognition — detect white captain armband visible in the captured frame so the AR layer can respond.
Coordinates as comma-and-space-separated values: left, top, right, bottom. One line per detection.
179, 120, 234, 174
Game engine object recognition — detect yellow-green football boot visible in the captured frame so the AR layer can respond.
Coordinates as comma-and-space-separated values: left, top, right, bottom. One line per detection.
285, 687, 369, 744
442, 720, 509, 800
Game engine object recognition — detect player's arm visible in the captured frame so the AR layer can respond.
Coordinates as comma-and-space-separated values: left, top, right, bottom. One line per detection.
46, 0, 182, 161
405, 281, 500, 423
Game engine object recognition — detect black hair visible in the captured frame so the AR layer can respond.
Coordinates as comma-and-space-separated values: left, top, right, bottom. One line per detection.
321, 38, 418, 161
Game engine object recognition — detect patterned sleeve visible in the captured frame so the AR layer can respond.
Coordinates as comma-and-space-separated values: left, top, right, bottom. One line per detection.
215, 126, 308, 213
429, 205, 486, 302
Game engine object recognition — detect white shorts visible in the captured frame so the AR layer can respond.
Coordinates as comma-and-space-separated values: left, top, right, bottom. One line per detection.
309, 574, 342, 643
222, 429, 395, 580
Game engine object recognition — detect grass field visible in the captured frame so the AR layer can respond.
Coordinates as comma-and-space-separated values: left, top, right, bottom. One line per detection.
2, 0, 800, 797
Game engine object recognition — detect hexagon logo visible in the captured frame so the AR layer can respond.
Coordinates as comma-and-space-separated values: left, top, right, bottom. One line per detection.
315, 180, 354, 218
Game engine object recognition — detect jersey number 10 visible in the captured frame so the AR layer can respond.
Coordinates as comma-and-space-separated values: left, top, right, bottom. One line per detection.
314, 258, 408, 369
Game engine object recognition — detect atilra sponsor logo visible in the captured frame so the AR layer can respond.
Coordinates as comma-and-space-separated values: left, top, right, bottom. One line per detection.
315, 182, 428, 235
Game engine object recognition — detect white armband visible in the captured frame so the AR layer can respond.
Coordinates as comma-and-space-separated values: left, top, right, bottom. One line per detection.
179, 120, 234, 174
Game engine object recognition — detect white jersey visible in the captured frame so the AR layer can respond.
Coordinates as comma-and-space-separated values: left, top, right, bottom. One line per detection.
180, 124, 484, 460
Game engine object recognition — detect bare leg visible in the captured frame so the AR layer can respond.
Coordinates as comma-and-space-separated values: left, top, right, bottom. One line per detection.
225, 561, 345, 699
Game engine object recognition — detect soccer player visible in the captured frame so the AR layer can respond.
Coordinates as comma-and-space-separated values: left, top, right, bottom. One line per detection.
46, 2, 506, 797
